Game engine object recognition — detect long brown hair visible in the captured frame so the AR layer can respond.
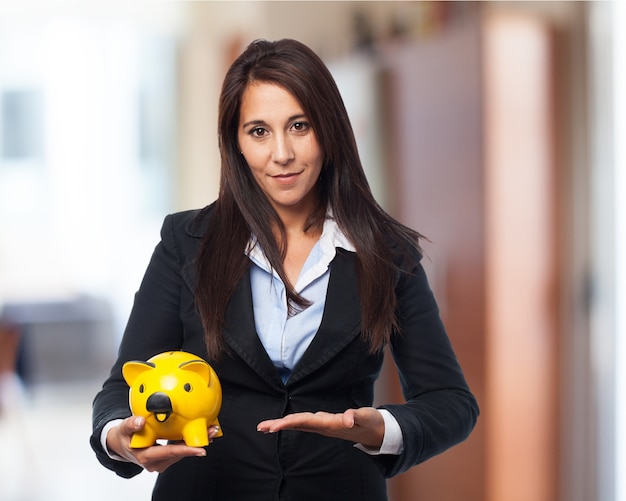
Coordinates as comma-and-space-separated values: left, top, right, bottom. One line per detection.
195, 39, 423, 359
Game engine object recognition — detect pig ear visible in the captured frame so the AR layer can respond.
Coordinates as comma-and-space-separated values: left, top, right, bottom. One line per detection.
179, 359, 210, 384
122, 361, 155, 386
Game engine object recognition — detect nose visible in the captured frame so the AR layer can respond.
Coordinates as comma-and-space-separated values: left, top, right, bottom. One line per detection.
271, 133, 294, 165
146, 392, 173, 413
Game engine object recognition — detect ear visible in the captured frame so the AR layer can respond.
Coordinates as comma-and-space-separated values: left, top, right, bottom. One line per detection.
122, 361, 155, 386
179, 359, 210, 384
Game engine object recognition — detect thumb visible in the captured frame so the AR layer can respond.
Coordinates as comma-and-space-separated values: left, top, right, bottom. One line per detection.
126, 415, 145, 433
345, 407, 379, 428
342, 409, 356, 428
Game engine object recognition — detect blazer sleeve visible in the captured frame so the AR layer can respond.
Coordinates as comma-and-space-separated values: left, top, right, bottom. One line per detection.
90, 214, 186, 478
377, 257, 479, 477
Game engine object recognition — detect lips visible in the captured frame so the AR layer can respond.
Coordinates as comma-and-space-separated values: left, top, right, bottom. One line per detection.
272, 172, 301, 185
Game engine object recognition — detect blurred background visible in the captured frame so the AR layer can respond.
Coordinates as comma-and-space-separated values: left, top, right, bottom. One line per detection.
0, 1, 623, 500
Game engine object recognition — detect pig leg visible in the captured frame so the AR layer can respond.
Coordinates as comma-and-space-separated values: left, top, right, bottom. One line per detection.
129, 425, 159, 449
182, 418, 210, 447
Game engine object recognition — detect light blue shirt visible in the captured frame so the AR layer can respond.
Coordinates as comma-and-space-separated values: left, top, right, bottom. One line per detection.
247, 216, 355, 383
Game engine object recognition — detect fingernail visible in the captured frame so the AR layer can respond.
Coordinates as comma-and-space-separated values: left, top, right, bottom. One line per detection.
134, 417, 143, 427
196, 450, 206, 457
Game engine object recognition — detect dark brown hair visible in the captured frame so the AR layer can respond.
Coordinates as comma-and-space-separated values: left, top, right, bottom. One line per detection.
195, 39, 422, 359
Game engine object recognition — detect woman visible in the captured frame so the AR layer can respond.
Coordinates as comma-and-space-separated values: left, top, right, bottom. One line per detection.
91, 39, 478, 500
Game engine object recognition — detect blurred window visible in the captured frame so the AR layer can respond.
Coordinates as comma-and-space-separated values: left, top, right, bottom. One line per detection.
0, 13, 178, 340
1, 89, 43, 160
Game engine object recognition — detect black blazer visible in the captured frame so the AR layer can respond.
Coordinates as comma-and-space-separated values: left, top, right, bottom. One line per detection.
91, 206, 478, 501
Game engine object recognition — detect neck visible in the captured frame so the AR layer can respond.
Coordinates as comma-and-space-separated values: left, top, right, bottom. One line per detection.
272, 193, 322, 235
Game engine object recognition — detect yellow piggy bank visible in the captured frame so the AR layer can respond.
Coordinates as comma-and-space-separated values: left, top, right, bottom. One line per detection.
122, 351, 223, 448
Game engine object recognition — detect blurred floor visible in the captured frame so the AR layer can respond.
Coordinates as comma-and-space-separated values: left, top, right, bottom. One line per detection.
0, 379, 157, 501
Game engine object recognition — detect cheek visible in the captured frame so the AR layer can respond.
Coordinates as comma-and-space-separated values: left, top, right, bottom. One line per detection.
245, 158, 266, 183
239, 144, 265, 172
304, 137, 323, 166
306, 149, 324, 175
245, 160, 272, 191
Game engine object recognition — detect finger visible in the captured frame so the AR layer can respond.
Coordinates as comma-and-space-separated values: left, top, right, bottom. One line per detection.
257, 413, 314, 433
134, 443, 206, 472
258, 412, 341, 434
122, 415, 145, 436
144, 444, 206, 460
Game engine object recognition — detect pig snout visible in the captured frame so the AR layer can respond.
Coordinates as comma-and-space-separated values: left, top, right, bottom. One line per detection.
146, 392, 173, 423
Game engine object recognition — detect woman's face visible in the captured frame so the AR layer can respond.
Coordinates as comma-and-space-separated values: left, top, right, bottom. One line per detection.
238, 82, 323, 220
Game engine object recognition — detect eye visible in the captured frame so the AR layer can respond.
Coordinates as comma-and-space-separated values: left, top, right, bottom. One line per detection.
184, 383, 192, 392
291, 121, 310, 132
139, 384, 145, 393
250, 127, 268, 138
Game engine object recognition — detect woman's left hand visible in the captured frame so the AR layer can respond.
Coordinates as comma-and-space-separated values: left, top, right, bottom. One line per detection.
257, 407, 385, 450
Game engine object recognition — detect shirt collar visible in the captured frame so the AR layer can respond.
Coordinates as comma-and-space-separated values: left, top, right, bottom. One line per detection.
246, 210, 356, 273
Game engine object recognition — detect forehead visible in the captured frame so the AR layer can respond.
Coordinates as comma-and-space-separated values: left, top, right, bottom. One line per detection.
239, 82, 305, 121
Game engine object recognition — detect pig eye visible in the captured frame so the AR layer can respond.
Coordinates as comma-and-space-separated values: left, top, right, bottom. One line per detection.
139, 384, 145, 393
184, 383, 192, 392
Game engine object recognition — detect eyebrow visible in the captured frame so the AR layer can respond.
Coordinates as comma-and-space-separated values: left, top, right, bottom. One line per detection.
241, 114, 308, 130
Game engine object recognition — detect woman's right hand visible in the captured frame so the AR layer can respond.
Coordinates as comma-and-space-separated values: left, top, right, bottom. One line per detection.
106, 416, 217, 473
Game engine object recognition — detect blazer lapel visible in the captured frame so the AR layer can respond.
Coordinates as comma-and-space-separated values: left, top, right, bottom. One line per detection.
223, 271, 285, 389
288, 249, 362, 385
